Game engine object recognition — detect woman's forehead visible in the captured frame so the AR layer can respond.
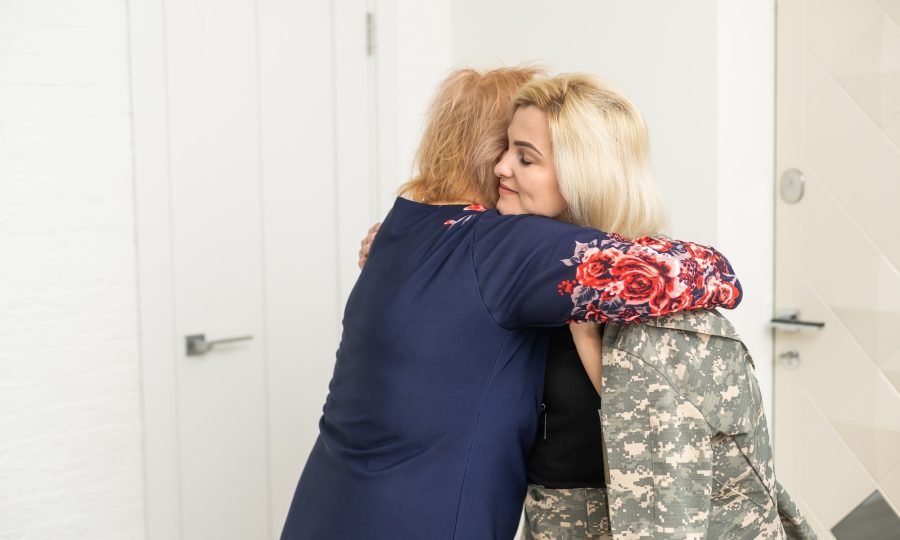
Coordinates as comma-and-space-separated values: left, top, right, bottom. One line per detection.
509, 107, 551, 146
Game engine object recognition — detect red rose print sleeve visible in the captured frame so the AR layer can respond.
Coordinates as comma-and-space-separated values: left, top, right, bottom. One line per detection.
472, 215, 742, 329
555, 233, 741, 323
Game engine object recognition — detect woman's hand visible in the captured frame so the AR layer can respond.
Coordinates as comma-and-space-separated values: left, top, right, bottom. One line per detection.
358, 222, 381, 269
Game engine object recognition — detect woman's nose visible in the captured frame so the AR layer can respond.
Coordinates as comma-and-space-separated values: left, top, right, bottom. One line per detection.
494, 153, 511, 178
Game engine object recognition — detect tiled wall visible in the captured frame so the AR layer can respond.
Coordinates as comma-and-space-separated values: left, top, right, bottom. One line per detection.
0, 1, 145, 538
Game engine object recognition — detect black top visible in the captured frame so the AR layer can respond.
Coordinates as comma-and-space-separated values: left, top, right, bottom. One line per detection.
526, 325, 606, 489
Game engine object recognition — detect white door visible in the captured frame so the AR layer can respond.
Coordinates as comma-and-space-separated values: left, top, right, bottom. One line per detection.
775, 0, 900, 537
130, 1, 374, 538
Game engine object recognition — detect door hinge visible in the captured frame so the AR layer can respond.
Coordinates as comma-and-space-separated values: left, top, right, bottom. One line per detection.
366, 12, 375, 56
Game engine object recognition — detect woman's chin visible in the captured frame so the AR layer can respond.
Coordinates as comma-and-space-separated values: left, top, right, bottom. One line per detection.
496, 199, 523, 216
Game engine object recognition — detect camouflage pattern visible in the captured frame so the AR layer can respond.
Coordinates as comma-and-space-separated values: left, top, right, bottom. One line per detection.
598, 309, 817, 539
522, 485, 611, 539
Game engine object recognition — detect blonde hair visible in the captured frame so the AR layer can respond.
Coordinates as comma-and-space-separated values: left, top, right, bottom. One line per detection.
513, 73, 668, 238
399, 67, 543, 206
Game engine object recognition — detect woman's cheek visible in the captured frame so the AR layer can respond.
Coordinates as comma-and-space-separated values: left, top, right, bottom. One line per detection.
544, 181, 567, 217
529, 197, 557, 218
544, 194, 568, 220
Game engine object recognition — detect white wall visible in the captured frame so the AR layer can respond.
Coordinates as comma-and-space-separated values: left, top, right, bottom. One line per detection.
0, 1, 145, 538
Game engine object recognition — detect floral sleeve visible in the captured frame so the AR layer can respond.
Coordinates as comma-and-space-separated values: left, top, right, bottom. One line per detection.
472, 215, 742, 329
555, 233, 741, 324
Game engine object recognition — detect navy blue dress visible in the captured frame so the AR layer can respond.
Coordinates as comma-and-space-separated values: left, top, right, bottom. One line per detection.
281, 198, 741, 539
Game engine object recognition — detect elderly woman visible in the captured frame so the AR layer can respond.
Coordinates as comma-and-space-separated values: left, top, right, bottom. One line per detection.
280, 68, 744, 540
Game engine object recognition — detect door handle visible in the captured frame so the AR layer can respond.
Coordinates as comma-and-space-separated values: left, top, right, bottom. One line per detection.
770, 308, 825, 332
778, 347, 802, 368
185, 333, 254, 356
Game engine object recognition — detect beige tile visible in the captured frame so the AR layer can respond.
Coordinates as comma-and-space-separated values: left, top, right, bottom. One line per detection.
831, 256, 900, 366
878, 0, 900, 26
807, 0, 882, 70
776, 279, 880, 421
881, 348, 900, 394
833, 16, 900, 127
774, 389, 876, 530
804, 509, 837, 540
817, 135, 900, 272
804, 74, 882, 189
830, 370, 900, 479
887, 113, 900, 148
779, 0, 805, 162
881, 463, 900, 517
779, 173, 880, 305
806, 55, 832, 100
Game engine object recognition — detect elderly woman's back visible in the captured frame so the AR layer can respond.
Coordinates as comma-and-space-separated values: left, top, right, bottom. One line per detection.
280, 200, 745, 539
281, 68, 748, 540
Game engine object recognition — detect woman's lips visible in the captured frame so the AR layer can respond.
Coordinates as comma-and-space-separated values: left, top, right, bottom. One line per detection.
499, 182, 518, 195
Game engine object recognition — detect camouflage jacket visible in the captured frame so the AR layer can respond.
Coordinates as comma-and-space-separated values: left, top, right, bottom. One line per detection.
599, 310, 816, 539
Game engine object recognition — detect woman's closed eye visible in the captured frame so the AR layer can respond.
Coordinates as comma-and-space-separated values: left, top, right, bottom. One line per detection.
518, 153, 533, 166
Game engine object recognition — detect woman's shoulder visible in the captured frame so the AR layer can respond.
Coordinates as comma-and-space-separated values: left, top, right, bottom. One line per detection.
605, 309, 747, 368
474, 210, 598, 245
642, 309, 742, 342
604, 310, 758, 424
384, 197, 493, 231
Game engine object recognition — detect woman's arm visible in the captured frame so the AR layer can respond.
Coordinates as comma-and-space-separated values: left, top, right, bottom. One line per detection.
474, 216, 743, 328
362, 211, 742, 327
556, 234, 742, 323
570, 322, 603, 396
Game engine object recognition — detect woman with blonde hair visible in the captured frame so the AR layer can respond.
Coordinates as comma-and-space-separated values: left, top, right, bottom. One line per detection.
281, 68, 744, 540
496, 74, 813, 539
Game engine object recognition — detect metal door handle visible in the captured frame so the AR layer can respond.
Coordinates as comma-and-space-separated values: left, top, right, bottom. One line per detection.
770, 308, 825, 332
778, 347, 802, 368
185, 333, 253, 356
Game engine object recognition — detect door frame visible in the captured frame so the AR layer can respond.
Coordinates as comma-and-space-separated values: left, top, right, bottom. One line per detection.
715, 0, 777, 420
129, 0, 181, 536
128, 0, 376, 537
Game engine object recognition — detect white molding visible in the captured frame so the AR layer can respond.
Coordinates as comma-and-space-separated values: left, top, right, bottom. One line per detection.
128, 0, 182, 538
716, 0, 777, 422
334, 0, 378, 306
372, 0, 400, 219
